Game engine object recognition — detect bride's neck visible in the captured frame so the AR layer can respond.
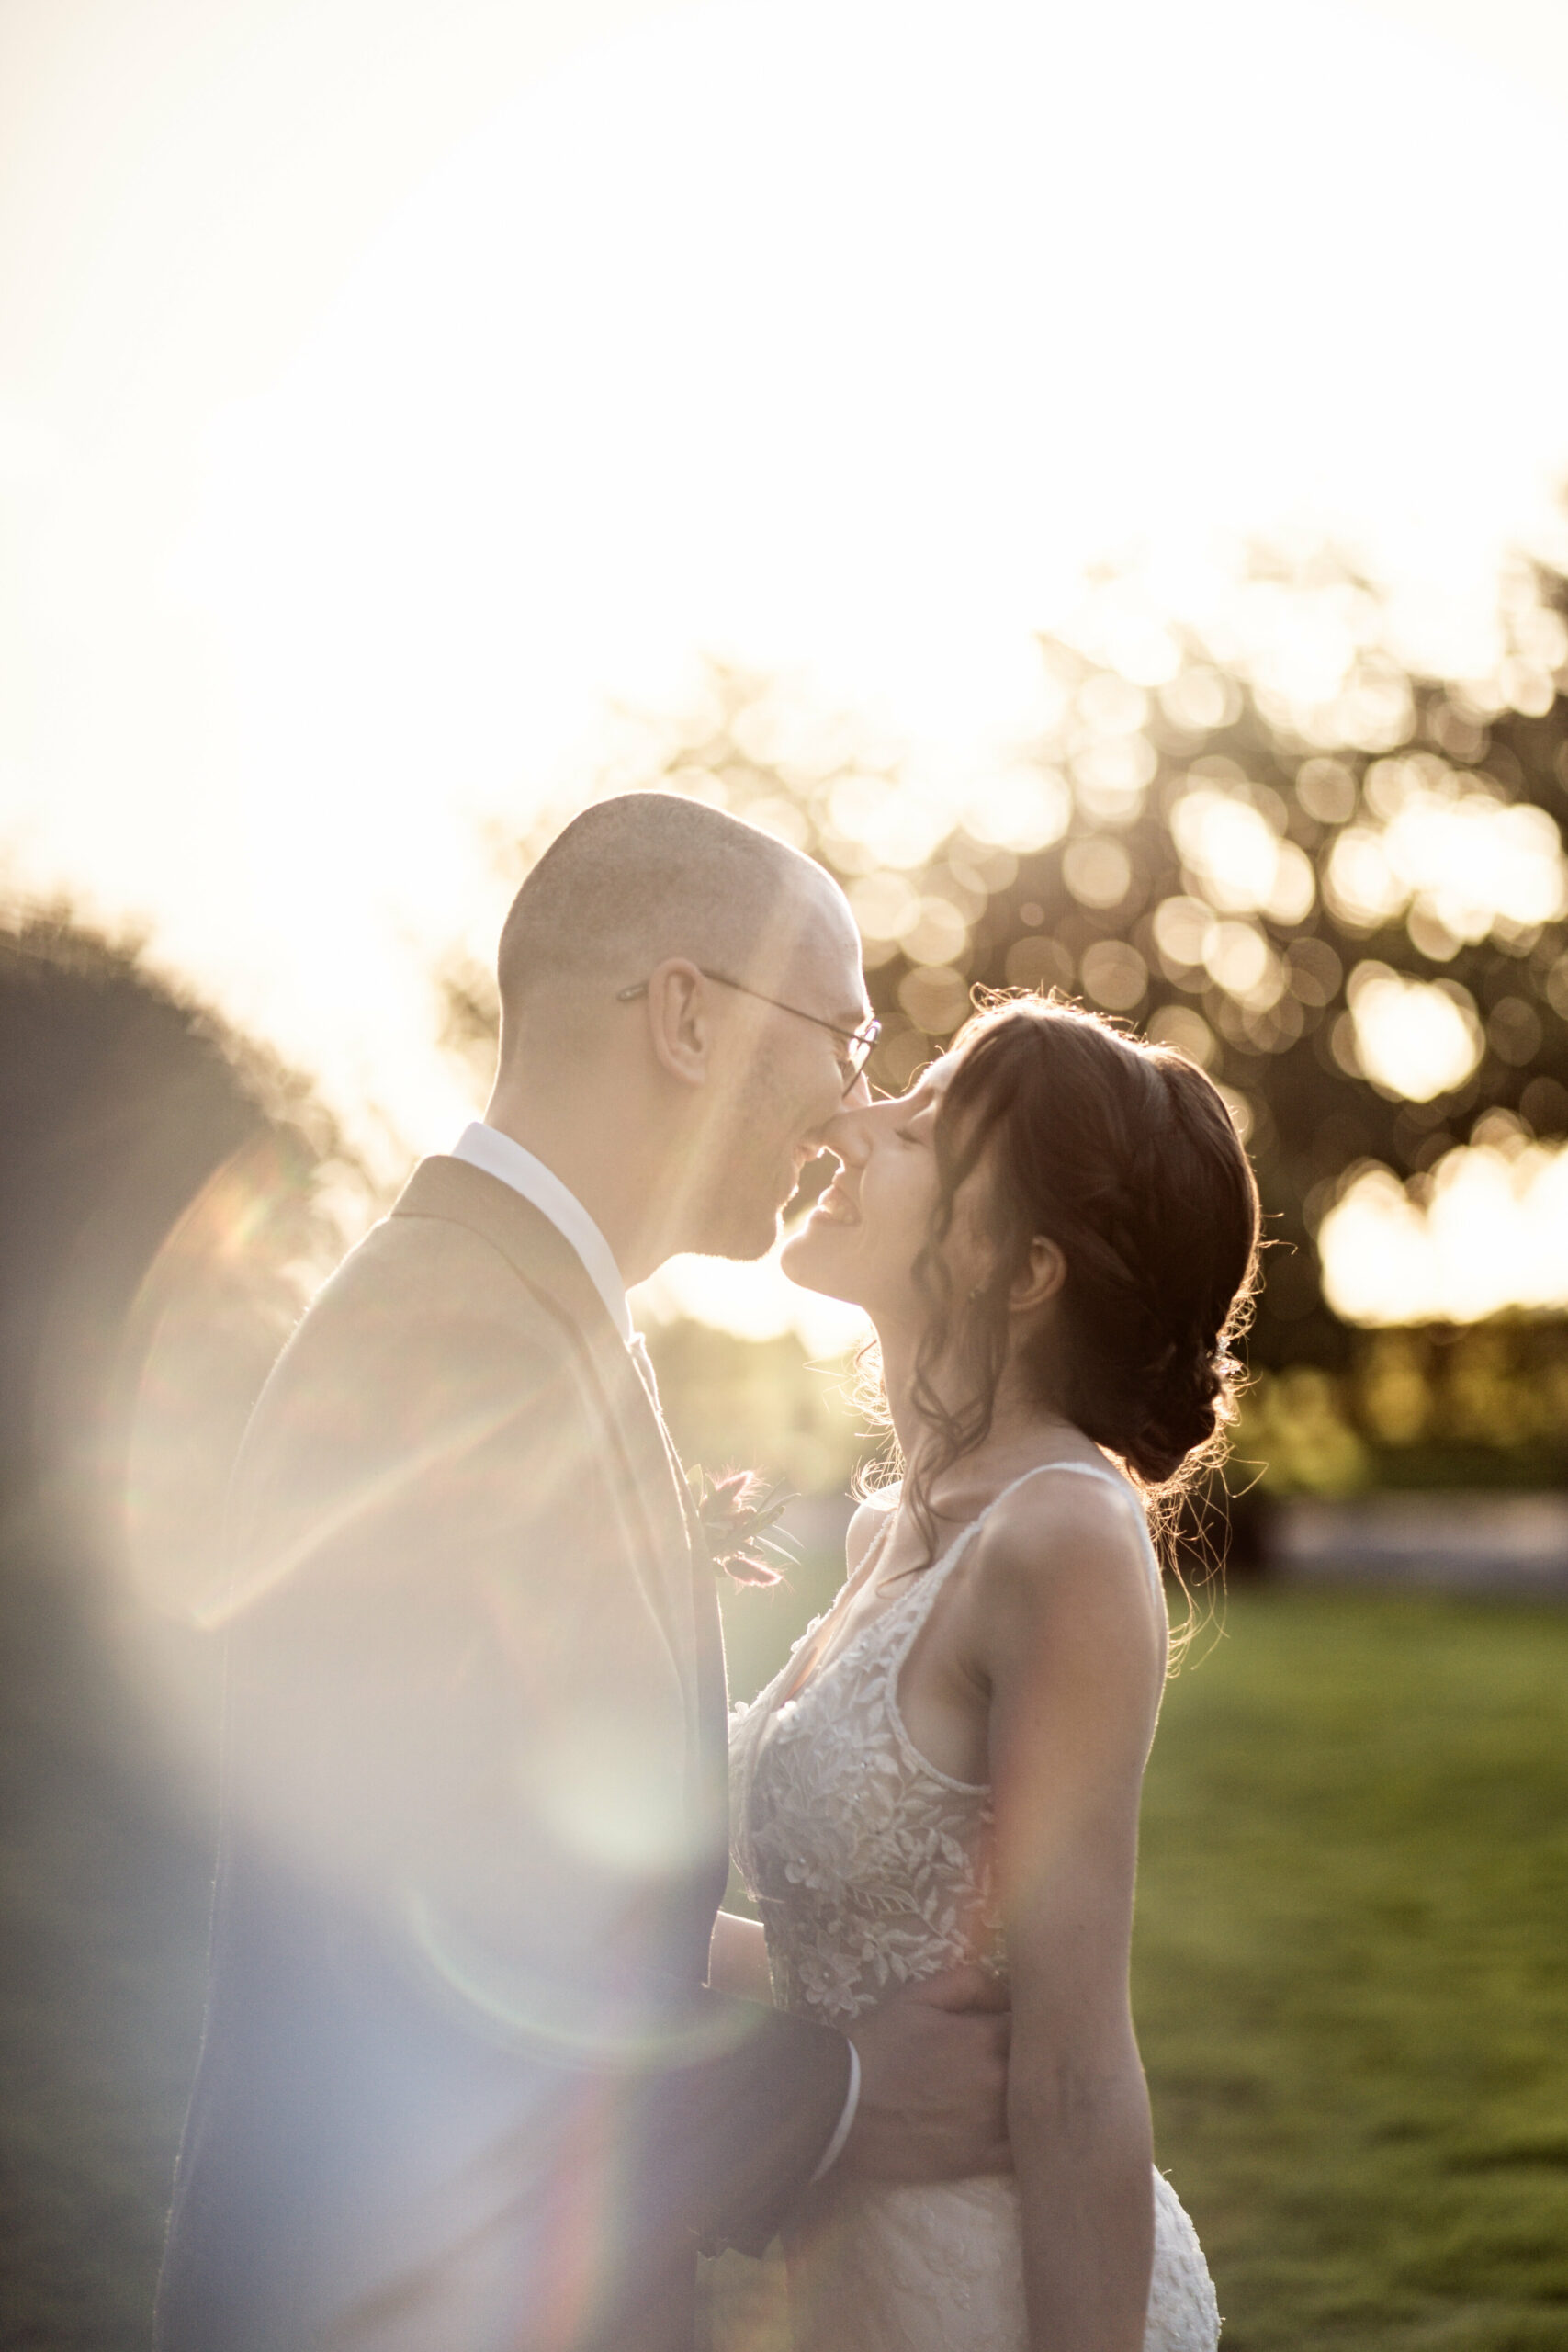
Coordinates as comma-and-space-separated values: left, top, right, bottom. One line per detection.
876, 1320, 1078, 1506
874, 1321, 931, 1464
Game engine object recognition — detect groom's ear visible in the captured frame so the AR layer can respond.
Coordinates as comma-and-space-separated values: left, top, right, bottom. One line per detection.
643, 959, 714, 1089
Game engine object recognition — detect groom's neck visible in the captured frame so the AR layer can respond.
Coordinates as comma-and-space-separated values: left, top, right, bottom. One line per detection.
482, 1072, 671, 1291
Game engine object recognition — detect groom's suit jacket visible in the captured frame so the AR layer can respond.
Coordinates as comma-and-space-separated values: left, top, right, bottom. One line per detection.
155, 1156, 850, 2352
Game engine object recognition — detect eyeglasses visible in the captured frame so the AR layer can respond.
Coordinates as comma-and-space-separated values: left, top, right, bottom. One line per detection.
615, 968, 882, 1096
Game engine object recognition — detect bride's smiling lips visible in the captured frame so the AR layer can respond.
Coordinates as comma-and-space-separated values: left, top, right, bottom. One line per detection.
807, 1175, 861, 1227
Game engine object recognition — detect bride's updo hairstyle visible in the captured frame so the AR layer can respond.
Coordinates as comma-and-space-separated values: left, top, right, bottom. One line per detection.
900, 992, 1261, 1546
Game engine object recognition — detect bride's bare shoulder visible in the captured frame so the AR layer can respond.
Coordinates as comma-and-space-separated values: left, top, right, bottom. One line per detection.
970, 1464, 1159, 1629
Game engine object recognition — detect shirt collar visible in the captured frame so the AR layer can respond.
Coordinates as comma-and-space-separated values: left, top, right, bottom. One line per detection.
450, 1123, 633, 1343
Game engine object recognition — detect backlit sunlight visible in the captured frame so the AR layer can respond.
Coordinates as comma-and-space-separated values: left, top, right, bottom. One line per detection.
1319, 1122, 1568, 1323
4, 0, 1568, 1337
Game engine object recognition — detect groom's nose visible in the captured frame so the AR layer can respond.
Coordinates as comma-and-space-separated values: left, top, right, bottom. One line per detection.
818, 1100, 873, 1164
800, 1072, 872, 1159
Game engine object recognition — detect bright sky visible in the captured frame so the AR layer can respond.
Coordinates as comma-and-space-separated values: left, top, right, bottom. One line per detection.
3, 0, 1568, 1340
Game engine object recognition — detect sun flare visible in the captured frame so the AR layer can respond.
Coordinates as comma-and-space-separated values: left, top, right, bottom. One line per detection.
5, 0, 1568, 1337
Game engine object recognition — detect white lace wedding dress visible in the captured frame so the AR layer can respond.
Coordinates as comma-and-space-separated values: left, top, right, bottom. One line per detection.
724, 1464, 1221, 2351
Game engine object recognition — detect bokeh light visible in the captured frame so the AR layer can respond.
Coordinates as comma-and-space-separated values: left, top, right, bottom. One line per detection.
6, 0, 1568, 1212
1320, 1132, 1568, 1323
4, 0, 1568, 1368
1324, 757, 1568, 950
1345, 963, 1485, 1102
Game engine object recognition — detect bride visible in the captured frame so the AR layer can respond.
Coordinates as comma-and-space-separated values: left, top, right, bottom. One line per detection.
708, 994, 1260, 2351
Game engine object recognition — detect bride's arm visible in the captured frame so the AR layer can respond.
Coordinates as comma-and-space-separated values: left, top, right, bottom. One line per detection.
970, 1483, 1167, 2352
708, 1910, 773, 2002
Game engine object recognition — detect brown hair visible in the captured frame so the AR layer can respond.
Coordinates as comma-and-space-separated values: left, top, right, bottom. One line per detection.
889, 992, 1261, 1562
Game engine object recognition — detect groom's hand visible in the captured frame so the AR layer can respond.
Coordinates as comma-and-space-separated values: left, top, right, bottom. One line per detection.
837, 1963, 1012, 2183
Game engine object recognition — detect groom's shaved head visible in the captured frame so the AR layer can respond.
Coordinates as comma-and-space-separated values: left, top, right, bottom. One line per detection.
497, 792, 840, 1057
491, 790, 868, 1267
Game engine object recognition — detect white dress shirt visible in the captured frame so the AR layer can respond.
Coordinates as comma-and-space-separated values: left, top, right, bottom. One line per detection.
446, 1121, 860, 2178
452, 1123, 632, 1340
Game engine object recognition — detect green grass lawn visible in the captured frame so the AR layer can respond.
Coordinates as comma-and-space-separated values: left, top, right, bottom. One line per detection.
4, 1566, 1564, 2349
1132, 1591, 1568, 2352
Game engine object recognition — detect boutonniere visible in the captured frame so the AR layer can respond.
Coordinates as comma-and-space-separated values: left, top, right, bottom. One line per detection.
687, 1466, 797, 1588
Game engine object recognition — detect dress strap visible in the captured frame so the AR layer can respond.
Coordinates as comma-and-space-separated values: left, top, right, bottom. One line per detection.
977, 1458, 1135, 1521
904, 1460, 1131, 1607
972, 1458, 1159, 1597
884, 1457, 1157, 1793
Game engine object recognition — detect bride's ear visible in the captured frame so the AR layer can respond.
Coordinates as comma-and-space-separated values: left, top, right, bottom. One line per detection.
1009, 1235, 1066, 1317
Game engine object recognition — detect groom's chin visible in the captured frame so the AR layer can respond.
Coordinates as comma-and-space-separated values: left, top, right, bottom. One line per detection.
703, 1203, 783, 1264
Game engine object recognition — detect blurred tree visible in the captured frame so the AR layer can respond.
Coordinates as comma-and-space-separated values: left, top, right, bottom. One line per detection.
0, 911, 359, 2349
457, 547, 1568, 1490
0, 907, 352, 1558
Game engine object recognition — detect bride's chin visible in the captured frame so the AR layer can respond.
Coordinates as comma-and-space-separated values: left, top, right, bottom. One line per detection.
780, 1228, 860, 1305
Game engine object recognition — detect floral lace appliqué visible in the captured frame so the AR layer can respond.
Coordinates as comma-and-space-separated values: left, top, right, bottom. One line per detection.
722, 1477, 1221, 2352
729, 1558, 998, 2025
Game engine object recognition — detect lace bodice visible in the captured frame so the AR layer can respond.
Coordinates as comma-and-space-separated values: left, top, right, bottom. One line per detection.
716, 1464, 1220, 2352
728, 1463, 1151, 2023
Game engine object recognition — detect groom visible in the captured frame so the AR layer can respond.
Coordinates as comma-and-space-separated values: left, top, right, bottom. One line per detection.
156, 793, 1010, 2352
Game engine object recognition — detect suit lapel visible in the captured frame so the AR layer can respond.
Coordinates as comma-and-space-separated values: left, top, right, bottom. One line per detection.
622, 1334, 731, 1861
389, 1158, 703, 1747
654, 1415, 732, 1846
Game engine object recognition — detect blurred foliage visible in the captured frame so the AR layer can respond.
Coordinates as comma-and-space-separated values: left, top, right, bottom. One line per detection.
0, 906, 354, 1557
0, 909, 360, 2346
1236, 1320, 1568, 1498
646, 1321, 865, 1502
458, 545, 1568, 1489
